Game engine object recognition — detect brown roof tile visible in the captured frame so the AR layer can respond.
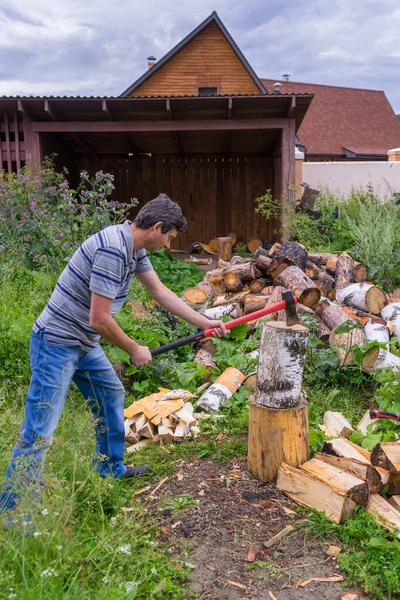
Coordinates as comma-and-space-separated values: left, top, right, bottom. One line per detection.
262, 79, 400, 157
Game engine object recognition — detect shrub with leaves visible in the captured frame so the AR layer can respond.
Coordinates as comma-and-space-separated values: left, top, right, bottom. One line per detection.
0, 157, 137, 272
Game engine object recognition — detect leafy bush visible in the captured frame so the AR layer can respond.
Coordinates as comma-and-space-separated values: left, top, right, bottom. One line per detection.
0, 157, 137, 272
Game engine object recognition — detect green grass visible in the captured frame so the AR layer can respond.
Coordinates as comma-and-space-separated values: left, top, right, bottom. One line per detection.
2, 263, 400, 599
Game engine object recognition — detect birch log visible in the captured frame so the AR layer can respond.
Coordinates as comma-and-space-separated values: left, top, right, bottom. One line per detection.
336, 282, 386, 315
196, 367, 246, 412
362, 347, 400, 372
255, 321, 309, 408
182, 288, 209, 314
381, 303, 400, 338
204, 304, 237, 319
196, 280, 213, 298
275, 266, 321, 308
364, 319, 390, 348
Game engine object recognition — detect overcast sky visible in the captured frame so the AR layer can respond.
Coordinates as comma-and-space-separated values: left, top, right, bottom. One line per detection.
1, 0, 399, 113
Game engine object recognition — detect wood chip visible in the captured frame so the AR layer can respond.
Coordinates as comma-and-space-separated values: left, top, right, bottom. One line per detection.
244, 544, 257, 563
148, 476, 169, 498
296, 575, 344, 588
263, 525, 295, 549
131, 485, 151, 497
269, 593, 278, 600
228, 580, 248, 590
327, 545, 342, 557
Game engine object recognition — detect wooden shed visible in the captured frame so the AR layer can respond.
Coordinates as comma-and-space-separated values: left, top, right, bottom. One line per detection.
0, 12, 313, 248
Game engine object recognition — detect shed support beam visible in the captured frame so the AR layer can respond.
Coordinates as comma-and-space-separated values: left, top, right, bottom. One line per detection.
281, 119, 296, 241
166, 99, 184, 156
30, 118, 289, 133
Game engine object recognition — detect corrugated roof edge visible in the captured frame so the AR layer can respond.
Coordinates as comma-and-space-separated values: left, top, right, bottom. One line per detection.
0, 93, 313, 100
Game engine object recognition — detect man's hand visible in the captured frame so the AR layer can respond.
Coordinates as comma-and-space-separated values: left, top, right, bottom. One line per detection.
130, 344, 152, 366
199, 319, 228, 339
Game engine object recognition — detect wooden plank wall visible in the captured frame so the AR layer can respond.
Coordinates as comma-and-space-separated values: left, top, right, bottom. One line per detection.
79, 155, 279, 249
0, 112, 25, 173
132, 22, 260, 97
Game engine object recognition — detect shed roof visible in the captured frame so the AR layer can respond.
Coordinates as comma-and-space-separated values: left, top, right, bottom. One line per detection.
262, 79, 400, 158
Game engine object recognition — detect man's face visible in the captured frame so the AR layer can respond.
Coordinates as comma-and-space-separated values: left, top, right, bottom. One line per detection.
146, 223, 178, 252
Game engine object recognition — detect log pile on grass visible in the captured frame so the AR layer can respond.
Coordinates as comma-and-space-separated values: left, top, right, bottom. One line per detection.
183, 241, 400, 371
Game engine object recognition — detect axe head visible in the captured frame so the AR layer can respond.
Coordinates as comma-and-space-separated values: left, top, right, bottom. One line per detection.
282, 291, 300, 326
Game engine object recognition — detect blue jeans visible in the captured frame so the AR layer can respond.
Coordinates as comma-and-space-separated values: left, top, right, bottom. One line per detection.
0, 328, 127, 514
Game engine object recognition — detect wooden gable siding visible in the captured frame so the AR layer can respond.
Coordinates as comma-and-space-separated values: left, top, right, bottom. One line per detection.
79, 155, 278, 248
131, 22, 260, 97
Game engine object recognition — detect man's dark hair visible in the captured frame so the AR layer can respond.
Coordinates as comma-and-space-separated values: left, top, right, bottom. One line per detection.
134, 193, 187, 233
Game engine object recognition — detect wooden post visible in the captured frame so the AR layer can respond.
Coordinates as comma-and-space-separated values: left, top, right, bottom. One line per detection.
248, 321, 309, 481
216, 236, 232, 261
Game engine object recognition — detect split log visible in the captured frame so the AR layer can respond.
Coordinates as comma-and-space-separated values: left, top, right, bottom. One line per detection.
277, 463, 357, 524
323, 437, 371, 464
307, 253, 338, 267
196, 280, 213, 298
197, 367, 246, 412
223, 273, 244, 292
381, 303, 400, 338
270, 242, 308, 280
367, 494, 400, 539
275, 266, 321, 308
261, 286, 290, 321
354, 262, 368, 283
335, 253, 355, 288
216, 237, 232, 261
357, 409, 378, 435
323, 412, 354, 438
314, 271, 336, 300
248, 398, 309, 481
204, 304, 237, 319
370, 441, 400, 473
244, 294, 268, 315
361, 347, 400, 372
335, 282, 386, 315
268, 242, 281, 257
364, 319, 390, 348
255, 321, 308, 408
388, 495, 400, 510
300, 457, 369, 506
315, 452, 383, 493
329, 326, 365, 366
182, 287, 209, 314
247, 236, 264, 253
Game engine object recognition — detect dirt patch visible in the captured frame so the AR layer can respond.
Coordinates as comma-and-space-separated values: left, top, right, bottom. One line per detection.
139, 458, 367, 599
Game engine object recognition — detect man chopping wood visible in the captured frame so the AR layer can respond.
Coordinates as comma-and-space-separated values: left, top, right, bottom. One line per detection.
0, 193, 226, 521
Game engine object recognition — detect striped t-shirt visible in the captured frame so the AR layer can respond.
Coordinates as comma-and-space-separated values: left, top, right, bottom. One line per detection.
34, 221, 153, 350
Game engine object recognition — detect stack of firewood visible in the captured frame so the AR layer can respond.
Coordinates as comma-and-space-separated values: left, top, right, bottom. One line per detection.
123, 388, 200, 452
182, 241, 400, 373
276, 410, 400, 535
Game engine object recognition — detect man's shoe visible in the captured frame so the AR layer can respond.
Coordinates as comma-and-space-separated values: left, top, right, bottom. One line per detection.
123, 466, 152, 478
